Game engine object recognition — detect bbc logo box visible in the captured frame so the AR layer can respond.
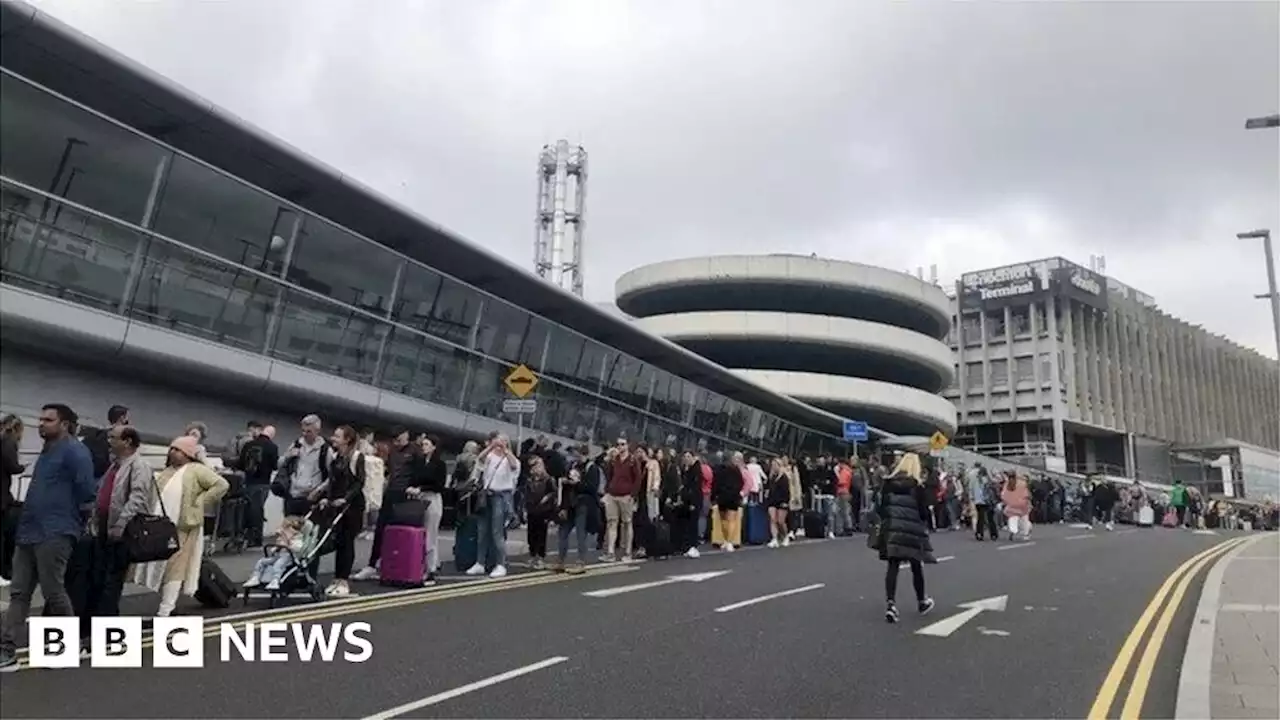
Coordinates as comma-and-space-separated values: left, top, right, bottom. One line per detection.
29, 617, 205, 669
28, 617, 374, 668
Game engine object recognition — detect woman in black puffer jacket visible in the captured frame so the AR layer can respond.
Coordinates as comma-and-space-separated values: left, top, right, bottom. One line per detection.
875, 453, 936, 623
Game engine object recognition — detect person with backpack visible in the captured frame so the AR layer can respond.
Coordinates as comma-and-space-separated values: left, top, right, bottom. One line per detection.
237, 422, 278, 546
79, 405, 129, 482
274, 415, 332, 517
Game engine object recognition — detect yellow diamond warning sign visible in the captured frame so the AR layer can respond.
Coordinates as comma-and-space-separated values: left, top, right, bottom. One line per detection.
929, 431, 949, 452
503, 364, 539, 399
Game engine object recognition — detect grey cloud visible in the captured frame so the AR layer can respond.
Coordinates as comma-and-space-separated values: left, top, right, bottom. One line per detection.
29, 0, 1280, 356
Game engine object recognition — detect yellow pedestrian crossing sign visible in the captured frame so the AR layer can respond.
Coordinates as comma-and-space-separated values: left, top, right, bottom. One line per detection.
929, 432, 949, 452
504, 364, 539, 399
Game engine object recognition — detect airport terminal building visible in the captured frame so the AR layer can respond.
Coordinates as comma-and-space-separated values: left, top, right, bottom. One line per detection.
945, 256, 1280, 498
0, 0, 851, 458
615, 255, 958, 438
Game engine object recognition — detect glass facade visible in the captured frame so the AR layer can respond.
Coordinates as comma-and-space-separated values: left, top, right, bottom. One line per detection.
0, 69, 840, 457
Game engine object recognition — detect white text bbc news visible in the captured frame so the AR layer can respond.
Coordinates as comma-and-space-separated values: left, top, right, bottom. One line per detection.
27, 617, 373, 668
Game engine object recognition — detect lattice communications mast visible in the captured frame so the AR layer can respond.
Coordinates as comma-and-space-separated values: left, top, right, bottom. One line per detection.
534, 140, 588, 297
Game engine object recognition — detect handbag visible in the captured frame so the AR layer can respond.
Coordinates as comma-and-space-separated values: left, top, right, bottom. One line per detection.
389, 499, 428, 527
123, 468, 180, 564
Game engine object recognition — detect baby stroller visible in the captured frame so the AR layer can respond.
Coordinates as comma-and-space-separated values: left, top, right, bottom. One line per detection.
241, 502, 353, 608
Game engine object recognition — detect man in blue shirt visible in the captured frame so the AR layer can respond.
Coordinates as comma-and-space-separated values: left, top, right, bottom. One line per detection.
0, 403, 97, 671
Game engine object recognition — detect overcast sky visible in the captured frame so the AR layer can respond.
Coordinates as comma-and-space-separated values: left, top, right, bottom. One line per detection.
30, 0, 1280, 357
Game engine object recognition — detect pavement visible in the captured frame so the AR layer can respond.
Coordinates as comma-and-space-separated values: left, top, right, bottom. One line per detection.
0, 522, 1263, 719
1176, 532, 1280, 720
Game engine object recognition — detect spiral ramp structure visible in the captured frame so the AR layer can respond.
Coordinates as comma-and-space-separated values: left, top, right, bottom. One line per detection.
615, 255, 958, 437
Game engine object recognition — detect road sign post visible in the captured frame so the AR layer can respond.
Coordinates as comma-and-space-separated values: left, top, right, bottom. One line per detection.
928, 431, 950, 457
842, 420, 868, 457
503, 365, 540, 448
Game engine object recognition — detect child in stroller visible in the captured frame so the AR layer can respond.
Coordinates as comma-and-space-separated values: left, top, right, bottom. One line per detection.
243, 515, 318, 591
242, 502, 353, 606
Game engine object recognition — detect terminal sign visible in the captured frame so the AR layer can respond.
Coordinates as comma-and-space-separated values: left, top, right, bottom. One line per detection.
842, 420, 869, 443
929, 432, 949, 452
503, 364, 539, 399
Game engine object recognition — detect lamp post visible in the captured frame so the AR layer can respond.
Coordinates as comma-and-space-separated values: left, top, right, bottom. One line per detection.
1238, 229, 1280, 360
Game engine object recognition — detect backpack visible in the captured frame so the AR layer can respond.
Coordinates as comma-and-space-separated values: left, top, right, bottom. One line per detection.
80, 427, 111, 479
240, 441, 265, 479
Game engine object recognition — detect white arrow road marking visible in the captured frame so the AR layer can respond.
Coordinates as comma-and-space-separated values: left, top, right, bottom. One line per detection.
582, 570, 731, 598
714, 584, 825, 613
916, 595, 1008, 637
361, 656, 569, 720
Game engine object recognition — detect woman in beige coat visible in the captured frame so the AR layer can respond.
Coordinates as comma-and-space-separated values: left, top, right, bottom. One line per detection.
134, 435, 228, 616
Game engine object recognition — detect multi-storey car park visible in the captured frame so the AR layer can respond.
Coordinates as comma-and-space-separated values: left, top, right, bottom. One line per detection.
944, 256, 1280, 499
614, 254, 958, 438
0, 0, 855, 458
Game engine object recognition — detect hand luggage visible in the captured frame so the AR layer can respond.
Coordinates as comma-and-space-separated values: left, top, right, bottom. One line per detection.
743, 503, 769, 546
195, 558, 236, 608
1162, 509, 1178, 528
379, 525, 427, 588
389, 499, 427, 527
803, 510, 827, 539
1137, 506, 1154, 527
646, 518, 673, 558
711, 507, 741, 547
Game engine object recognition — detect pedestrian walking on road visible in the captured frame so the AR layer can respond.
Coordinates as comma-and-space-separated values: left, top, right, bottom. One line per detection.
1000, 473, 1032, 541
873, 452, 935, 624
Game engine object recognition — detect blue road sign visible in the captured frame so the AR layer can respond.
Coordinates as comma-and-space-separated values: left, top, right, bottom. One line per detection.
842, 420, 869, 442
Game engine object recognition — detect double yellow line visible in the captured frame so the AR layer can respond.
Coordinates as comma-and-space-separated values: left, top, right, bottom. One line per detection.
1088, 535, 1248, 719
13, 565, 635, 668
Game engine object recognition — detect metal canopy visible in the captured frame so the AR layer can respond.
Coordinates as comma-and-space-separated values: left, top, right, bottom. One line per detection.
0, 0, 844, 434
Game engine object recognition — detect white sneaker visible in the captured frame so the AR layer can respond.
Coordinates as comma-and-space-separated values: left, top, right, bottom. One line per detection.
827, 532, 835, 540
265, 579, 281, 591
488, 565, 507, 579
0, 576, 9, 588
351, 566, 379, 582
723, 543, 735, 552
767, 540, 779, 548
782, 537, 791, 547
685, 547, 700, 559
465, 563, 486, 576
1106, 523, 1114, 531
243, 574, 262, 589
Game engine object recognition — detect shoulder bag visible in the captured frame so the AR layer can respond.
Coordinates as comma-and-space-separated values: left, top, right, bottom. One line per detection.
123, 467, 180, 564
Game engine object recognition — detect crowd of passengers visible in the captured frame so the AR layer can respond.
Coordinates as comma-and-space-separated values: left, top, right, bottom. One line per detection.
2, 401, 1277, 670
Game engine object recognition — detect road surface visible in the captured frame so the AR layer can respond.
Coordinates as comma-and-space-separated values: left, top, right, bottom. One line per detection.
0, 523, 1245, 719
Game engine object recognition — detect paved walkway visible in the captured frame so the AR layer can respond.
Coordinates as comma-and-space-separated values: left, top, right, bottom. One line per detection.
1178, 532, 1280, 719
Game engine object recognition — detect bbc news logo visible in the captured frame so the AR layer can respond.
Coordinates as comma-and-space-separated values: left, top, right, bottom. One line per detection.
28, 617, 373, 668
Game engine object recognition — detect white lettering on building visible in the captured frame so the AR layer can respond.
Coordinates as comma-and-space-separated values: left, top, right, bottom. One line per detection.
978, 281, 1036, 300
1070, 270, 1102, 295
963, 264, 1034, 288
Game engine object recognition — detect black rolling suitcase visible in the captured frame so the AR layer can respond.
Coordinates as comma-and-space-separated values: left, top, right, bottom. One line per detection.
195, 558, 236, 608
803, 493, 828, 539
646, 518, 674, 559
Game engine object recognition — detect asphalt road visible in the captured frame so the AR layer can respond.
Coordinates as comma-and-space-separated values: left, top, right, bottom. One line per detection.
0, 523, 1247, 719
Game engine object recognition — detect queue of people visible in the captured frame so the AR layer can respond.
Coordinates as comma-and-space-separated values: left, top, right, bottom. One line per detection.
2, 401, 1276, 668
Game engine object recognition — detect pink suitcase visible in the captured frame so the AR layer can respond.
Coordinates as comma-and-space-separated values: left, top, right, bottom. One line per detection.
379, 525, 427, 588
